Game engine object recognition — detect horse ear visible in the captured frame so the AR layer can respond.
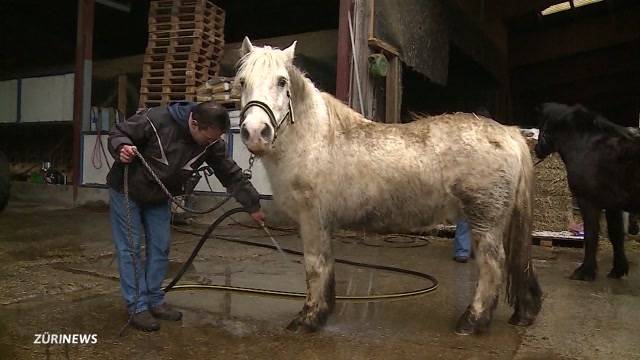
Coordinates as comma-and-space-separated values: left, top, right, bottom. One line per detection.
241, 37, 254, 56
282, 41, 297, 62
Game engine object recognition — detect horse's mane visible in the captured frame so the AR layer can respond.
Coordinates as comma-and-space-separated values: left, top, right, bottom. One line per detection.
541, 102, 638, 139
320, 92, 370, 129
286, 62, 369, 130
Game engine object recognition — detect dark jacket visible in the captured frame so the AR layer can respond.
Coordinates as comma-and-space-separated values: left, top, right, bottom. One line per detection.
107, 103, 260, 212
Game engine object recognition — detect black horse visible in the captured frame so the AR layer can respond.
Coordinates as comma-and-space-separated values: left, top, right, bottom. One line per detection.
534, 103, 640, 280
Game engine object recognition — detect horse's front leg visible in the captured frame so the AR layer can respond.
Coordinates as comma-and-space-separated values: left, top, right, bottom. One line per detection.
570, 198, 600, 281
605, 209, 629, 278
286, 210, 335, 333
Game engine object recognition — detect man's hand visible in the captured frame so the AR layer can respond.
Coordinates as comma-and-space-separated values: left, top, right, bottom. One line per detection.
250, 209, 266, 226
119, 145, 137, 163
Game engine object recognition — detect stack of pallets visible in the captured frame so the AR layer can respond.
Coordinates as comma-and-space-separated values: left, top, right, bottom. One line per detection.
140, 0, 225, 108
196, 76, 240, 109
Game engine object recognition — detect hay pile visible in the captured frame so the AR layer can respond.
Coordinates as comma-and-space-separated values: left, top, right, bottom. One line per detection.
525, 137, 575, 232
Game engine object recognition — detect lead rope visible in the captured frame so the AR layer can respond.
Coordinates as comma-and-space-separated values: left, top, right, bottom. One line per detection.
238, 154, 289, 260
133, 148, 234, 214
118, 165, 141, 336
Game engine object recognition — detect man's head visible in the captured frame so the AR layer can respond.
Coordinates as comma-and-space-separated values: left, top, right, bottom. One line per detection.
188, 101, 230, 146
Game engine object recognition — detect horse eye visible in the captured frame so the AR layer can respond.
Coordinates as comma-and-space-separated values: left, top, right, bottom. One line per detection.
277, 77, 287, 88
239, 79, 245, 88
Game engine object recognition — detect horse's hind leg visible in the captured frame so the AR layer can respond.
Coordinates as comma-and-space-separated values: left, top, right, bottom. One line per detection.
286, 209, 335, 333
628, 213, 639, 235
570, 198, 600, 281
455, 228, 504, 335
605, 209, 629, 278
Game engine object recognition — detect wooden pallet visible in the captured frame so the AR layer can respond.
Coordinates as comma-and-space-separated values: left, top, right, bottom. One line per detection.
145, 43, 218, 57
141, 73, 216, 85
142, 66, 208, 78
148, 20, 217, 33
146, 36, 223, 50
150, 0, 211, 8
149, 28, 214, 40
150, 0, 224, 15
139, 92, 198, 102
143, 52, 210, 63
148, 13, 223, 28
148, 30, 224, 46
141, 76, 202, 87
532, 232, 584, 248
140, 84, 199, 94
142, 60, 208, 73
150, 4, 225, 19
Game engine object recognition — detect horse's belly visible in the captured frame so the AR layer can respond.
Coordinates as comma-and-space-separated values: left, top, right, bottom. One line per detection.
336, 195, 458, 232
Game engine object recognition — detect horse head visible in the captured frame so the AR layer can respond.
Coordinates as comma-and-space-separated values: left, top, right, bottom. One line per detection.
534, 102, 571, 159
236, 37, 297, 156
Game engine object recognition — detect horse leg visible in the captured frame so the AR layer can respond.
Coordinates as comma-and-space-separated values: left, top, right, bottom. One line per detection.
455, 228, 504, 335
605, 209, 629, 278
570, 198, 600, 281
628, 213, 639, 235
286, 210, 335, 333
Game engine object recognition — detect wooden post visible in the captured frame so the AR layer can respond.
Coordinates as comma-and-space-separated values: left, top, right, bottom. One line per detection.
335, 0, 352, 102
385, 55, 401, 123
72, 0, 95, 201
117, 74, 128, 116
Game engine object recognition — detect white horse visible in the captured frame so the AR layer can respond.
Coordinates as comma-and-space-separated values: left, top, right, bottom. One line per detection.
236, 37, 542, 335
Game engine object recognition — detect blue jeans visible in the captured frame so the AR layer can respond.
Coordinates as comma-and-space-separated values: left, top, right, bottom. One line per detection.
109, 188, 171, 314
454, 220, 471, 257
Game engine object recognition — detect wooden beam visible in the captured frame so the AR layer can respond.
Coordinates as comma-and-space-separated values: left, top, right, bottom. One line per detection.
95, 0, 130, 12
350, 0, 375, 117
518, 71, 640, 104
72, 0, 94, 201
512, 43, 640, 91
511, 7, 640, 67
367, 37, 399, 57
117, 74, 128, 116
504, 0, 565, 19
385, 55, 401, 123
335, 0, 352, 102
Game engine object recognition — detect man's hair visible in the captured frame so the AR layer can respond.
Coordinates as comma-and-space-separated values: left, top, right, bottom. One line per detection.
191, 101, 230, 132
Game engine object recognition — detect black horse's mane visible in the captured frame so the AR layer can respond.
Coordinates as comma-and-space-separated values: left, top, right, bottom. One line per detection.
540, 103, 639, 139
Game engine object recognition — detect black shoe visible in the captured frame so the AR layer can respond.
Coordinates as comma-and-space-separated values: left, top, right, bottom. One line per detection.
130, 310, 160, 332
453, 256, 469, 263
151, 303, 183, 321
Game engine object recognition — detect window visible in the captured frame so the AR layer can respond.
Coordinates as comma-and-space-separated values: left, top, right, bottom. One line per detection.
541, 0, 604, 16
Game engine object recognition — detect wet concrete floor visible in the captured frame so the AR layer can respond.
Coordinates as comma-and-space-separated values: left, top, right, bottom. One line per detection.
0, 200, 639, 359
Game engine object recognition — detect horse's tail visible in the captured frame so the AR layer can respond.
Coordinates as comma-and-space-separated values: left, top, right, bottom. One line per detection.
504, 139, 542, 321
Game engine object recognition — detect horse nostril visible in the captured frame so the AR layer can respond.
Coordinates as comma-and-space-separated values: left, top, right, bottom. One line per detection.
260, 125, 273, 140
241, 125, 250, 141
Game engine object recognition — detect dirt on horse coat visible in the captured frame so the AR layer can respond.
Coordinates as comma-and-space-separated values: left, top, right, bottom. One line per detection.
236, 37, 542, 335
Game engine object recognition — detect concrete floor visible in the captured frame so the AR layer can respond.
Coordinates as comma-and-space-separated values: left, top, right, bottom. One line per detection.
0, 200, 639, 359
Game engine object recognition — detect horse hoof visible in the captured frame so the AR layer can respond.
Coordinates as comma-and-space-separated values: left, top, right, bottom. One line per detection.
285, 309, 329, 333
455, 309, 488, 336
569, 267, 596, 281
286, 318, 318, 333
508, 313, 535, 327
607, 267, 629, 279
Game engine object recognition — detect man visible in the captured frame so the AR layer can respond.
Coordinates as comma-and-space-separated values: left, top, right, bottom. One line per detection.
107, 101, 265, 332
